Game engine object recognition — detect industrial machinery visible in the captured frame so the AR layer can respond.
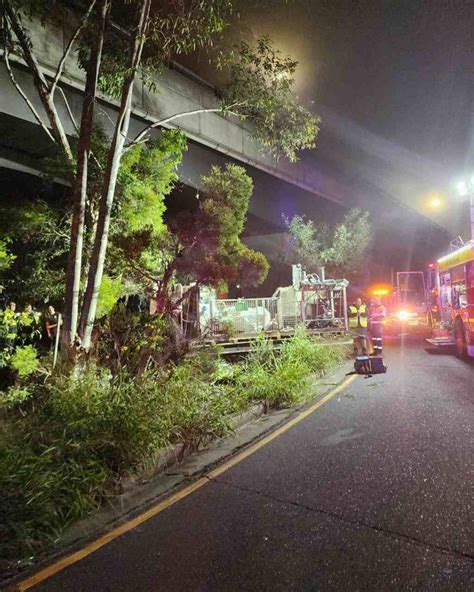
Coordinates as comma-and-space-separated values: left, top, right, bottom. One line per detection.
193, 265, 349, 342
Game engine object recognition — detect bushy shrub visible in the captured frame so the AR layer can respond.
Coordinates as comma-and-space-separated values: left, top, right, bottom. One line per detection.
96, 306, 186, 375
0, 310, 41, 393
0, 385, 32, 408
96, 275, 124, 320
9, 345, 39, 378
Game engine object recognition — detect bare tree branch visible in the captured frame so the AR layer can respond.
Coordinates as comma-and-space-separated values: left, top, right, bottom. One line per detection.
4, 7, 51, 96
57, 86, 80, 133
98, 106, 134, 144
126, 104, 245, 150
127, 259, 158, 284
4, 4, 74, 162
49, 0, 98, 98
2, 44, 56, 143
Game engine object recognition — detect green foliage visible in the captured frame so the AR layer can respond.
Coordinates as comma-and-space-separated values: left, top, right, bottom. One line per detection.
201, 163, 254, 241
284, 209, 372, 279
16, 310, 42, 346
0, 354, 228, 562
280, 327, 342, 375
6, 0, 318, 349
0, 385, 33, 408
0, 310, 40, 386
0, 309, 18, 369
118, 131, 187, 234
148, 1, 234, 55
284, 215, 321, 270
77, 1, 235, 98
174, 163, 269, 291
320, 209, 372, 278
0, 239, 15, 294
113, 159, 269, 314
0, 242, 15, 271
9, 345, 39, 378
159, 356, 235, 447
109, 131, 188, 296
0, 330, 345, 564
236, 247, 270, 287
220, 36, 320, 162
234, 328, 342, 408
96, 275, 124, 320
97, 306, 184, 375
0, 200, 69, 303
220, 318, 237, 339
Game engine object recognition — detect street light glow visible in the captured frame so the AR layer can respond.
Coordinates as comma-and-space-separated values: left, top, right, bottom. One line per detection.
429, 194, 442, 208
457, 180, 469, 197
423, 192, 444, 211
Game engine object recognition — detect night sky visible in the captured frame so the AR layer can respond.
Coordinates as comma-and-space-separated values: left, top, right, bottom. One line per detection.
229, 0, 474, 238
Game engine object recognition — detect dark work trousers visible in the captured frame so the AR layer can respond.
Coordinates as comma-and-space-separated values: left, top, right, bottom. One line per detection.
371, 322, 384, 355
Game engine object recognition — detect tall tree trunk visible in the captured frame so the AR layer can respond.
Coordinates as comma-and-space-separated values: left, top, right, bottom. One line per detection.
62, 0, 110, 349
78, 0, 152, 350
155, 263, 176, 315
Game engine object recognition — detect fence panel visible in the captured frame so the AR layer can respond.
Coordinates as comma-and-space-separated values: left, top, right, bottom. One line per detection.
206, 297, 280, 337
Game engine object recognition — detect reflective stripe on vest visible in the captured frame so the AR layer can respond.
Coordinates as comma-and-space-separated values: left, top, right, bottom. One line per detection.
348, 304, 367, 328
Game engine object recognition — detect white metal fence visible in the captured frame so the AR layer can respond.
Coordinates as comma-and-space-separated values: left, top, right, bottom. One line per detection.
204, 298, 280, 336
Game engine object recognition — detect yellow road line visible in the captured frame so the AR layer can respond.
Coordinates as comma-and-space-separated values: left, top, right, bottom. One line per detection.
15, 373, 357, 591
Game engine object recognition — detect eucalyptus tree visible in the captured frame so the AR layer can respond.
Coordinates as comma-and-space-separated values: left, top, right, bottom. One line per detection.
1, 0, 319, 354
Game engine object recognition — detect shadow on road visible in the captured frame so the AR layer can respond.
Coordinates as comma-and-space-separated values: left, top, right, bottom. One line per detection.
424, 347, 455, 356
425, 346, 474, 367
383, 334, 474, 367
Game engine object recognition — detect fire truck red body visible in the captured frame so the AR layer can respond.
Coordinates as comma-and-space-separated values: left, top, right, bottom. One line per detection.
428, 241, 474, 358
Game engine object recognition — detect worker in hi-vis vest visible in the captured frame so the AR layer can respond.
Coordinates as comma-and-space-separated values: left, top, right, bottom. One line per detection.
348, 297, 368, 336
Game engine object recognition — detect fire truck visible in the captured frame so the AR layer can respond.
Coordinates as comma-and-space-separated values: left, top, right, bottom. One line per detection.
427, 240, 474, 358
368, 271, 431, 335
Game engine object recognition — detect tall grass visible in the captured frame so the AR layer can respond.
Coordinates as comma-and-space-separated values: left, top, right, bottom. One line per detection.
234, 328, 343, 408
0, 329, 345, 569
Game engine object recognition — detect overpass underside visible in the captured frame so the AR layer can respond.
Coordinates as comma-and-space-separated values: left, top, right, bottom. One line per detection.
0, 50, 451, 295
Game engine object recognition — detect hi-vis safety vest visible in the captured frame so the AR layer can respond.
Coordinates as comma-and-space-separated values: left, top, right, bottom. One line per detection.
349, 304, 368, 328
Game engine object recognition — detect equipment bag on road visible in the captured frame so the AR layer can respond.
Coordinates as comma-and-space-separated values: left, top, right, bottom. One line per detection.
354, 355, 387, 375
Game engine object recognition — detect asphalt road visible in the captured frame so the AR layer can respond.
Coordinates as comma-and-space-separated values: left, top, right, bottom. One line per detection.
32, 338, 473, 591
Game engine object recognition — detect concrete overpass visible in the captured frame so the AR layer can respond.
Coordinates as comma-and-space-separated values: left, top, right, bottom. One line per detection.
0, 9, 452, 291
